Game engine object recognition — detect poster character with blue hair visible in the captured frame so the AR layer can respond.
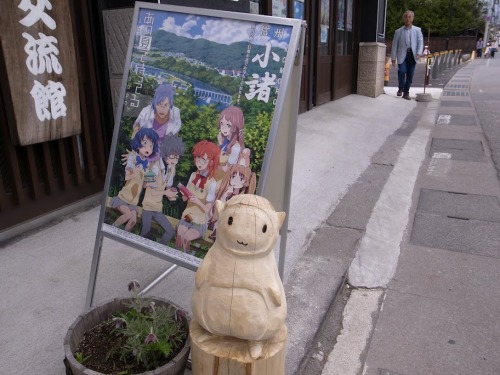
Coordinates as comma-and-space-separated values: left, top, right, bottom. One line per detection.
110, 127, 159, 232
132, 82, 182, 143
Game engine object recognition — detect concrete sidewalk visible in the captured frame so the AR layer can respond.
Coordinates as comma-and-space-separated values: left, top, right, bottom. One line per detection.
6, 49, 483, 374
317, 59, 500, 375
0, 89, 418, 375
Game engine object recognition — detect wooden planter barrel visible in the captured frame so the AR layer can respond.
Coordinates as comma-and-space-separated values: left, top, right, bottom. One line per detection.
63, 297, 190, 375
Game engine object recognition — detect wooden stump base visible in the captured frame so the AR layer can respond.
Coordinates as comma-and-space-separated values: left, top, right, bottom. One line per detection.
190, 319, 287, 375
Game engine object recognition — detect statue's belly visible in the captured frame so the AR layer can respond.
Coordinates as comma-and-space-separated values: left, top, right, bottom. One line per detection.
197, 286, 271, 340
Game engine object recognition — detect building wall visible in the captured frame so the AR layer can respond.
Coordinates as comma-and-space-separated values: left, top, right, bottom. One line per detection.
0, 0, 386, 238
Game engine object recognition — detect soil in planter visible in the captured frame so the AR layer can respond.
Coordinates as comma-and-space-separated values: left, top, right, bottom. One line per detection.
76, 319, 183, 374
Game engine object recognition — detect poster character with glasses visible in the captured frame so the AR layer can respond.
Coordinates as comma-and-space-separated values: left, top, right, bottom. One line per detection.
140, 134, 185, 244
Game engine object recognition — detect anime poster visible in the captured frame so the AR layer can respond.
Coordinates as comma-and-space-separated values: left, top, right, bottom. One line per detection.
101, 7, 293, 267
293, 0, 305, 20
346, 0, 353, 32
337, 0, 345, 31
250, 1, 260, 14
272, 0, 287, 17
320, 0, 330, 44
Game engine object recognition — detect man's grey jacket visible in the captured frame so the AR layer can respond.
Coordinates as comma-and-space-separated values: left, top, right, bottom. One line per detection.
391, 25, 424, 64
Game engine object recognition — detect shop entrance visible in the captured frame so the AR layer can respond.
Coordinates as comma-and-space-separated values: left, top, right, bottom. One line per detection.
313, 0, 356, 106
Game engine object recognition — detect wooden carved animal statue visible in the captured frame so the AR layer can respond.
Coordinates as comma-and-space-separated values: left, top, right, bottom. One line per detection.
191, 194, 287, 359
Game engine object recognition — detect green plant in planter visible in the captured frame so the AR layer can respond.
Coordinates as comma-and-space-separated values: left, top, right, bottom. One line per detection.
74, 351, 91, 365
65, 281, 190, 375
108, 280, 188, 371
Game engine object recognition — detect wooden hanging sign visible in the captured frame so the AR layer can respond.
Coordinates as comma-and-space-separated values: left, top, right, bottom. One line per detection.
0, 0, 81, 145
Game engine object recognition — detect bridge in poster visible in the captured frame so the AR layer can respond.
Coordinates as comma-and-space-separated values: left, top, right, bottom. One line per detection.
131, 62, 233, 106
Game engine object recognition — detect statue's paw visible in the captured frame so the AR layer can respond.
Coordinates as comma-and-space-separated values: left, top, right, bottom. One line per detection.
248, 340, 264, 359
197, 331, 214, 344
271, 325, 288, 343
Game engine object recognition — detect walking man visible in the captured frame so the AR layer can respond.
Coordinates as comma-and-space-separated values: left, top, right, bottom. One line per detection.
476, 38, 484, 58
391, 10, 424, 100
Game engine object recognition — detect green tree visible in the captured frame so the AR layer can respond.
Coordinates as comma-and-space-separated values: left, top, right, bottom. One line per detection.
174, 88, 219, 182
386, 0, 485, 39
244, 111, 272, 177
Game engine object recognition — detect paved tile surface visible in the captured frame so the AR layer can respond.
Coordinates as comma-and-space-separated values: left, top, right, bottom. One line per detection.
429, 138, 485, 161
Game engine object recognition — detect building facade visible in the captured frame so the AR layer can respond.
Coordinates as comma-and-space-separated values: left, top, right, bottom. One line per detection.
0, 0, 386, 237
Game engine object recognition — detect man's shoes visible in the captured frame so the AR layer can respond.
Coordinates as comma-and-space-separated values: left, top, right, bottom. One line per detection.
402, 94, 411, 100
397, 89, 403, 96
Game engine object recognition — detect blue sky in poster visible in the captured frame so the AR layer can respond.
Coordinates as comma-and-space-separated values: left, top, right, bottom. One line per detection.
137, 9, 292, 50
294, 1, 304, 20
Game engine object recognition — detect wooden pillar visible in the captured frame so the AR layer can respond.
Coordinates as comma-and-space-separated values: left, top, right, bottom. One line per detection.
190, 319, 287, 375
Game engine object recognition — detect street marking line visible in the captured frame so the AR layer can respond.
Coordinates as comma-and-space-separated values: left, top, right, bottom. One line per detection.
348, 101, 439, 288
321, 289, 384, 375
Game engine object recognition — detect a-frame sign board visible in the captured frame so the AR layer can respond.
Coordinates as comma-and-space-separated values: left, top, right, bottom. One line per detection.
86, 2, 305, 310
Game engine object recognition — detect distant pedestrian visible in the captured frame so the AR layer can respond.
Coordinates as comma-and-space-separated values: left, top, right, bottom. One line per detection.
491, 40, 498, 58
391, 10, 424, 100
476, 38, 484, 58
484, 43, 491, 58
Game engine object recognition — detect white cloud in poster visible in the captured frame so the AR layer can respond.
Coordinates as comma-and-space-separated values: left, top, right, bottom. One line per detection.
160, 16, 290, 49
253, 33, 290, 50
197, 19, 253, 45
161, 16, 199, 38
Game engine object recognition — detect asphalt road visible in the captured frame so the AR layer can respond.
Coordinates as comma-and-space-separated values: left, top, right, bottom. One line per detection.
390, 57, 500, 178
469, 57, 500, 179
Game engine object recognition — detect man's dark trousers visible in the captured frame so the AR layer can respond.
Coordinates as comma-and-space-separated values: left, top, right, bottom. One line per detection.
398, 49, 417, 95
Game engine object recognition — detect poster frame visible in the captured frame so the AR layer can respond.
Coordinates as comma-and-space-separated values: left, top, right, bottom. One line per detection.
85, 1, 305, 309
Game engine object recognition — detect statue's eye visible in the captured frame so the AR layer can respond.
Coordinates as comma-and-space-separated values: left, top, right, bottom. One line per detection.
228, 216, 233, 225
262, 224, 267, 233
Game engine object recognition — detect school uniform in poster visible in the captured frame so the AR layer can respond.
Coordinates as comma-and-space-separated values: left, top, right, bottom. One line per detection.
179, 172, 217, 236
140, 159, 175, 244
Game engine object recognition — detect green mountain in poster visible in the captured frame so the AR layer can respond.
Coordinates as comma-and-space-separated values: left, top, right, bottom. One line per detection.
150, 30, 286, 75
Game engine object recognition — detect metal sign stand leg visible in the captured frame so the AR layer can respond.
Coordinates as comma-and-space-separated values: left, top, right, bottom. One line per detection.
85, 234, 103, 311
278, 221, 289, 280
139, 264, 179, 296
85, 232, 180, 309
277, 23, 306, 281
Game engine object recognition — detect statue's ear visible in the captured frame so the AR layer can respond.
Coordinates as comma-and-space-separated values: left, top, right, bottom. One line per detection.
277, 212, 286, 230
215, 200, 225, 215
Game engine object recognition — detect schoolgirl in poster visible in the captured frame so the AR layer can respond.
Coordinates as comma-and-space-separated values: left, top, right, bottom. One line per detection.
110, 127, 159, 231
175, 140, 220, 252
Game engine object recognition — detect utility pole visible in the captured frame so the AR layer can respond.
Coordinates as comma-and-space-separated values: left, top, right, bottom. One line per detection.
484, 0, 494, 41
494, 0, 499, 41
446, 0, 453, 50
